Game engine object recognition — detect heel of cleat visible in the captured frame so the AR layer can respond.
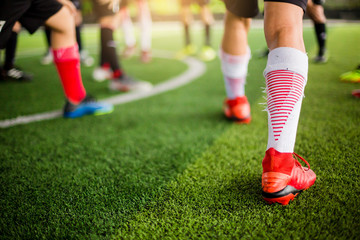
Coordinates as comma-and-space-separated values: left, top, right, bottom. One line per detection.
263, 193, 299, 205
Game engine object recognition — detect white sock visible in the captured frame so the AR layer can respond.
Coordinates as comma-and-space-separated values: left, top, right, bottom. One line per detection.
264, 47, 308, 153
122, 8, 136, 47
220, 47, 251, 99
138, 1, 152, 51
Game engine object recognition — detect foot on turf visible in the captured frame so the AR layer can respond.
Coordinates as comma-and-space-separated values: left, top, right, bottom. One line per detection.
4, 67, 33, 81
313, 54, 328, 64
109, 75, 153, 92
223, 96, 251, 124
175, 44, 197, 60
63, 95, 113, 118
141, 50, 152, 63
198, 46, 216, 62
262, 148, 316, 205
257, 48, 269, 58
41, 50, 53, 65
80, 50, 94, 67
92, 64, 113, 82
122, 45, 136, 59
340, 65, 360, 83
352, 89, 360, 98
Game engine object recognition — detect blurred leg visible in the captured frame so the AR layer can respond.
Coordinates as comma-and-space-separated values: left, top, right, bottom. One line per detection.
46, 6, 86, 104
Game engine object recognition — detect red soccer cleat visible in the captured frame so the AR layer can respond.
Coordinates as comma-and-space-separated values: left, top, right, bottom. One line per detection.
262, 148, 316, 205
352, 89, 360, 98
223, 96, 251, 124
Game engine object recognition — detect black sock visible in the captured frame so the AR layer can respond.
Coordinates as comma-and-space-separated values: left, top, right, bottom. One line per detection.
184, 24, 190, 46
4, 31, 18, 70
45, 27, 51, 50
0, 51, 3, 78
100, 27, 120, 71
205, 24, 210, 46
76, 26, 82, 51
314, 23, 326, 56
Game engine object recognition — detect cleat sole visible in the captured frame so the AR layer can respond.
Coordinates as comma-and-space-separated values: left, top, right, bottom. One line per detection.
226, 115, 251, 124
263, 193, 299, 205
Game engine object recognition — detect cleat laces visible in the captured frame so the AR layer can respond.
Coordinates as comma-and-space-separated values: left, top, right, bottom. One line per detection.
293, 152, 311, 171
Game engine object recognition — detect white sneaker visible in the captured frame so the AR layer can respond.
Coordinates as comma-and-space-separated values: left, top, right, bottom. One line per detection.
41, 51, 53, 65
92, 65, 113, 82
80, 50, 94, 67
109, 75, 153, 92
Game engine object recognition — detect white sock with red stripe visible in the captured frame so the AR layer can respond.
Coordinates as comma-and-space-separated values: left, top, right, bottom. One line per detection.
220, 47, 251, 100
264, 47, 308, 153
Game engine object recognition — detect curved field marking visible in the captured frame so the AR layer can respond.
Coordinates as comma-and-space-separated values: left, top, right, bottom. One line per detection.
0, 50, 206, 129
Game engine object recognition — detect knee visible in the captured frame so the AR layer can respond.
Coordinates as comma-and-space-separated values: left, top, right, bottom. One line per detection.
45, 6, 75, 34
99, 14, 120, 30
225, 11, 250, 31
311, 10, 326, 23
201, 7, 213, 25
267, 25, 297, 42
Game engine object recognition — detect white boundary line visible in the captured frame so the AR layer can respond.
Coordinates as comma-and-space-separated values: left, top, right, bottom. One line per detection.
0, 50, 206, 129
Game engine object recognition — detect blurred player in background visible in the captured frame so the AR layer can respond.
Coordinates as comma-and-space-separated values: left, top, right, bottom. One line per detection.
339, 64, 360, 98
0, 22, 33, 81
176, 0, 216, 62
91, 0, 152, 92
0, 0, 113, 118
119, 0, 153, 63
307, 0, 328, 63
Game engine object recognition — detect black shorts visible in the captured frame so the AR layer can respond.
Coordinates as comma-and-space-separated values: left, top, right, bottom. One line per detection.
71, 0, 82, 10
0, 0, 62, 49
265, 0, 307, 11
224, 0, 307, 18
91, 0, 120, 19
223, 0, 259, 18
312, 0, 325, 5
180, 0, 210, 7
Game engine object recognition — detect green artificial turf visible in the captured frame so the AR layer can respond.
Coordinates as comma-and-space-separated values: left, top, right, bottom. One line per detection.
1, 23, 360, 239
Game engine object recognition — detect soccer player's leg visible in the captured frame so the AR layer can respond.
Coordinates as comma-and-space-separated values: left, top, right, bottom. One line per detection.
176, 0, 197, 59
72, 0, 94, 67
119, 1, 137, 59
307, 0, 328, 63
3, 22, 33, 81
137, 0, 152, 63
45, 2, 113, 118
198, 1, 216, 62
221, 0, 259, 123
262, 1, 316, 205
220, 10, 252, 124
93, 2, 152, 92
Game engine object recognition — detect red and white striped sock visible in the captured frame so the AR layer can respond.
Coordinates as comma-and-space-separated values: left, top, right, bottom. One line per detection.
264, 47, 308, 153
220, 47, 251, 100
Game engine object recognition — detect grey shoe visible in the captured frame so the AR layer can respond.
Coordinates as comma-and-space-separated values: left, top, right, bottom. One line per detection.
109, 75, 153, 92
313, 55, 328, 63
80, 50, 94, 67
5, 67, 33, 81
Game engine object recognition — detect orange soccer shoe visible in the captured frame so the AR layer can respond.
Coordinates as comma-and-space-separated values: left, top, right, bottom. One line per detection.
223, 96, 251, 124
352, 89, 360, 98
261, 148, 316, 205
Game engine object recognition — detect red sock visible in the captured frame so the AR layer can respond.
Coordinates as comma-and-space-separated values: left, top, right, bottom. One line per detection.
113, 69, 123, 79
52, 45, 86, 104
